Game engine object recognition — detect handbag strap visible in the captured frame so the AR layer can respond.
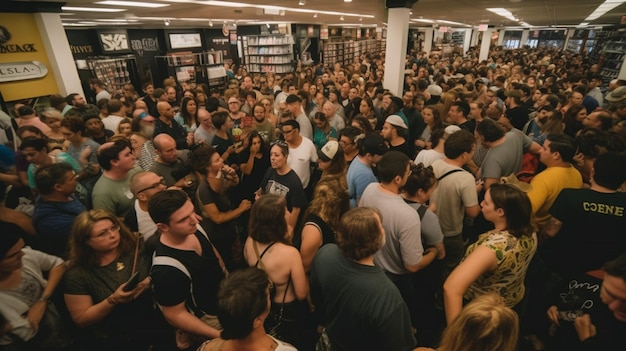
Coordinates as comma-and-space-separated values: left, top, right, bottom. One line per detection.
253, 241, 289, 306
131, 233, 140, 274
437, 168, 465, 181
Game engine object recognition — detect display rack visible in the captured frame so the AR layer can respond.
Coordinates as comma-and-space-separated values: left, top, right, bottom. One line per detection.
87, 55, 136, 92
322, 39, 381, 67
242, 34, 295, 73
155, 50, 227, 89
599, 28, 626, 84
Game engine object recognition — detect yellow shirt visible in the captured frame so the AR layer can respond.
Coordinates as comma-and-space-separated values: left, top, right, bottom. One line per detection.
528, 166, 582, 229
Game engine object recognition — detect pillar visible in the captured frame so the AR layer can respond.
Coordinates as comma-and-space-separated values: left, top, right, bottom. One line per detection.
479, 29, 494, 62
384, 7, 411, 96
521, 30, 530, 48
497, 29, 505, 46
471, 29, 480, 47
564, 29, 575, 51
463, 28, 472, 54
422, 29, 433, 55
34, 13, 84, 97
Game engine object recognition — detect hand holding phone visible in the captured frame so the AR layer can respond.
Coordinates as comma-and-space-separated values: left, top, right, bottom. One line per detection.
123, 271, 141, 292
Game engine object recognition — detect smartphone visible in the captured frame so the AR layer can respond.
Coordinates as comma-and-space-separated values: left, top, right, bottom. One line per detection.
123, 271, 141, 291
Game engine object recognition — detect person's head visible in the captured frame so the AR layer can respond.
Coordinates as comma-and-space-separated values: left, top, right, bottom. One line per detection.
285, 94, 302, 116
336, 207, 385, 261
438, 293, 519, 351
165, 86, 177, 102
339, 126, 361, 155
482, 183, 534, 237
376, 151, 411, 185
476, 118, 505, 143
181, 96, 198, 118
322, 100, 336, 119
68, 209, 136, 267
601, 252, 626, 322
67, 93, 86, 108
403, 162, 437, 203
381, 115, 408, 141
359, 97, 374, 115
351, 116, 374, 134
117, 118, 132, 137
306, 181, 350, 230
227, 96, 241, 113
248, 194, 289, 244
252, 102, 266, 122
592, 152, 626, 190
212, 111, 233, 131
313, 111, 329, 130
16, 125, 44, 140
35, 162, 77, 196
107, 99, 125, 116
83, 114, 105, 135
444, 129, 476, 160
569, 91, 584, 106
189, 144, 221, 176
280, 120, 300, 143
317, 140, 345, 174
97, 138, 135, 171
154, 88, 167, 102
540, 133, 576, 165
583, 111, 613, 131
356, 132, 388, 161
449, 101, 470, 123
153, 133, 178, 164
157, 101, 174, 119
269, 141, 289, 170
0, 232, 25, 274
149, 190, 198, 236
130, 171, 166, 203
39, 108, 63, 130
19, 137, 49, 164
217, 267, 271, 340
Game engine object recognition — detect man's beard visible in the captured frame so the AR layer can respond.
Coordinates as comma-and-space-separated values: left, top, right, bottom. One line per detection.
141, 125, 155, 138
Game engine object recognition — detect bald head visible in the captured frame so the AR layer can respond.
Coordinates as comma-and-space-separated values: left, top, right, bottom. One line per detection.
322, 101, 336, 118
153, 133, 176, 151
157, 101, 174, 119
130, 171, 165, 200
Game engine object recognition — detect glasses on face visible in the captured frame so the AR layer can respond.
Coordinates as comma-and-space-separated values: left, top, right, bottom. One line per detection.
136, 178, 166, 194
281, 128, 295, 135
91, 225, 120, 240
339, 139, 354, 146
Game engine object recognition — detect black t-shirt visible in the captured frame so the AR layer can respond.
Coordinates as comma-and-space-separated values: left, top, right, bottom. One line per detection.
389, 140, 415, 160
211, 133, 237, 165
151, 229, 225, 315
91, 129, 115, 145
196, 180, 235, 239
542, 188, 626, 278
506, 106, 530, 131
154, 118, 189, 150
260, 168, 308, 212
293, 214, 335, 250
236, 149, 270, 202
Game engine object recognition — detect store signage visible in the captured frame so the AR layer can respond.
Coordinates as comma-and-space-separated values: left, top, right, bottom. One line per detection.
98, 29, 131, 53
0, 61, 48, 82
70, 45, 94, 54
130, 37, 159, 56
0, 25, 37, 54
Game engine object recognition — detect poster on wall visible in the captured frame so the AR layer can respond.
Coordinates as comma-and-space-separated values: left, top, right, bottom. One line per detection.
98, 29, 131, 53
321, 25, 328, 40
169, 33, 202, 49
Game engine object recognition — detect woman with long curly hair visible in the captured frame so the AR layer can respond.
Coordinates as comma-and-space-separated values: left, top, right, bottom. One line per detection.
64, 209, 171, 350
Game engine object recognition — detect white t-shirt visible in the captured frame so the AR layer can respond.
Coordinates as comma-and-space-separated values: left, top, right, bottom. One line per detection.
287, 137, 318, 188
102, 115, 124, 133
414, 149, 444, 167
135, 200, 158, 240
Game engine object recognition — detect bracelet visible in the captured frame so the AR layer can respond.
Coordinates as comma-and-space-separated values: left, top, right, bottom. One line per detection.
38, 294, 51, 303
106, 296, 117, 305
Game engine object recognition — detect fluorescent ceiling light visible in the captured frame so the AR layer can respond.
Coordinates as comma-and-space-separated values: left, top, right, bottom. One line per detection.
411, 19, 435, 23
96, 1, 169, 7
584, 0, 625, 22
95, 18, 139, 22
579, 22, 589, 26
62, 6, 126, 12
486, 8, 516, 22
160, 0, 374, 18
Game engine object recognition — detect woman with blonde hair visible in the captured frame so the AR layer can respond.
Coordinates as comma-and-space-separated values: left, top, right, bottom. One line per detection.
417, 293, 519, 351
64, 209, 169, 350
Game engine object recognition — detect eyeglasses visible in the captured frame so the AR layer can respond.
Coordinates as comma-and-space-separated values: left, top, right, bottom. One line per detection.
281, 128, 295, 134
91, 225, 120, 240
136, 178, 166, 194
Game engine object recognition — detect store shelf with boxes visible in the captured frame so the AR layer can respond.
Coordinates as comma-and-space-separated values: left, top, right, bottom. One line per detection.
242, 34, 295, 73
322, 39, 382, 67
155, 50, 227, 90
87, 55, 139, 93
599, 27, 626, 84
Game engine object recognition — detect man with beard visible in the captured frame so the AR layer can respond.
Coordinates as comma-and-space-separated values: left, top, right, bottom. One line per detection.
251, 102, 276, 142
134, 110, 158, 170
65, 93, 100, 120
154, 101, 192, 150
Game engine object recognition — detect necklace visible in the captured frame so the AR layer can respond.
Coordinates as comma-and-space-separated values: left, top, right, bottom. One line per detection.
116, 261, 125, 271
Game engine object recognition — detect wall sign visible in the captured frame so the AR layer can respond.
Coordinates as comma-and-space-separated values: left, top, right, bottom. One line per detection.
0, 25, 38, 54
130, 37, 159, 56
0, 61, 48, 82
169, 33, 202, 49
98, 29, 131, 53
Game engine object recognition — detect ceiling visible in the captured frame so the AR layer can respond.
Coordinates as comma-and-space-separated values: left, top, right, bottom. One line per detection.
15, 0, 626, 29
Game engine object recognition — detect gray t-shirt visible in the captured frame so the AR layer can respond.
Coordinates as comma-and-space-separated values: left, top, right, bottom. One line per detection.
480, 130, 532, 180
359, 183, 423, 275
430, 159, 479, 237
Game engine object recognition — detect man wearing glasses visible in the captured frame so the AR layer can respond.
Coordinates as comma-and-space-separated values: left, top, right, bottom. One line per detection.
125, 171, 167, 242
281, 120, 317, 192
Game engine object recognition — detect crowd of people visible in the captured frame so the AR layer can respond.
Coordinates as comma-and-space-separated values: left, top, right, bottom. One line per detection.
1, 44, 626, 351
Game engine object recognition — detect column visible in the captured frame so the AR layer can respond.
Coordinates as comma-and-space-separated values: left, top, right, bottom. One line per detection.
422, 29, 433, 55
471, 29, 480, 48
520, 30, 530, 48
479, 29, 494, 62
34, 13, 84, 97
383, 7, 411, 96
463, 28, 472, 54
497, 29, 505, 46
564, 29, 575, 51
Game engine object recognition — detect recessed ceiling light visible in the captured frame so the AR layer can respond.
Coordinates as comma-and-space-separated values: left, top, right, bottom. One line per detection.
95, 1, 169, 8
313, 13, 318, 18
62, 6, 126, 12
